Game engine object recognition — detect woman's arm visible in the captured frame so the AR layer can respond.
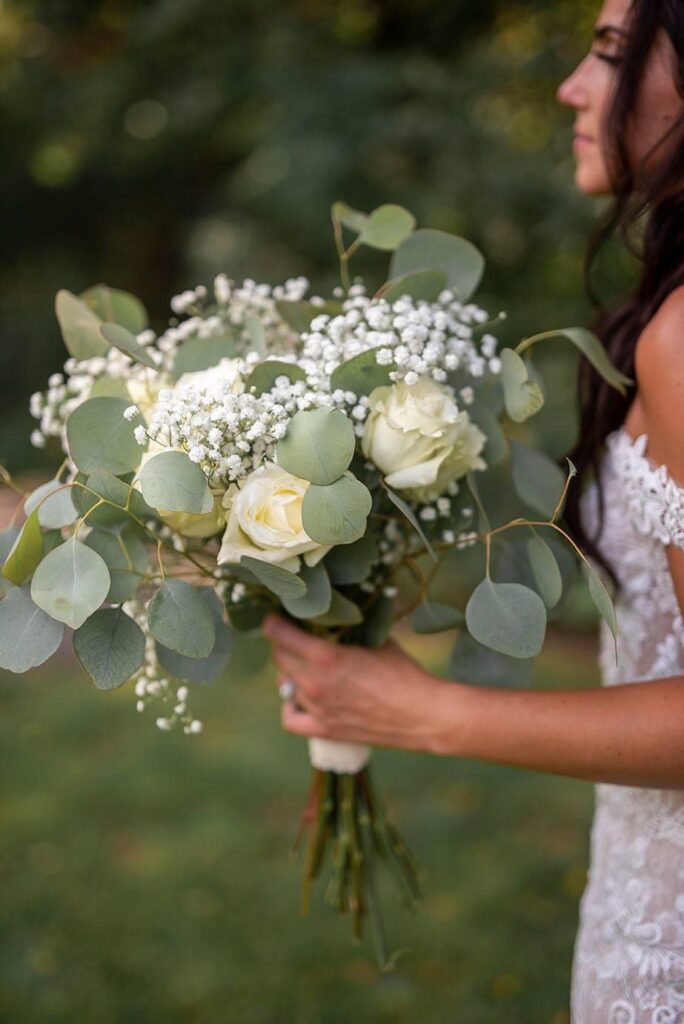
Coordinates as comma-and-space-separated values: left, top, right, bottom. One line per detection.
264, 616, 684, 790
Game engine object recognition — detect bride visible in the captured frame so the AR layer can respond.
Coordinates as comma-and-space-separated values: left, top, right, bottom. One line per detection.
265, 0, 684, 1019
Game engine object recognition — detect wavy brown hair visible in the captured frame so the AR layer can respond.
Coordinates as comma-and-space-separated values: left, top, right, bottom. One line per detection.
564, 0, 684, 579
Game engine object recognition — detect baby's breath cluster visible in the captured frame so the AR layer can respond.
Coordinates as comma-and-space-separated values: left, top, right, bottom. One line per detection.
298, 284, 503, 392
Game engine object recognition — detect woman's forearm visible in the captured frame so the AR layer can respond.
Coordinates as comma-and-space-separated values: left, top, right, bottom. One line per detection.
431, 675, 684, 789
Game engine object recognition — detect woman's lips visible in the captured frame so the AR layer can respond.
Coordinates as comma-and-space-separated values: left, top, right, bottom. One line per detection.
573, 134, 595, 151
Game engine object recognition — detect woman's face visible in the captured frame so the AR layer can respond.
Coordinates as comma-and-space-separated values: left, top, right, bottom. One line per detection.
557, 0, 683, 196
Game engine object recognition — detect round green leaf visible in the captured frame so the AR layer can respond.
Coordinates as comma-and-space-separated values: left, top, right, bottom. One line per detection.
389, 229, 485, 301
73, 607, 145, 691
274, 300, 317, 335
465, 578, 546, 660
55, 289, 108, 360
332, 201, 368, 234
324, 533, 378, 585
67, 397, 144, 476
527, 533, 563, 608
156, 590, 233, 684
277, 408, 356, 486
137, 451, 213, 514
310, 589, 362, 626
100, 322, 157, 369
329, 350, 394, 397
0, 586, 64, 672
24, 480, 79, 529
0, 526, 19, 597
510, 442, 565, 518
30, 537, 111, 629
247, 360, 306, 397
173, 335, 237, 377
281, 561, 332, 619
500, 349, 545, 423
239, 556, 307, 600
450, 630, 534, 688
302, 476, 372, 545
2, 511, 44, 586
85, 527, 149, 604
378, 270, 447, 304
148, 580, 215, 658
358, 204, 416, 251
583, 563, 618, 654
516, 328, 632, 396
90, 377, 132, 400
80, 284, 148, 334
74, 469, 152, 528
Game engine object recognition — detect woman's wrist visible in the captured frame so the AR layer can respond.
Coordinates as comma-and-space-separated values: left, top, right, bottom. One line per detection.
423, 677, 480, 758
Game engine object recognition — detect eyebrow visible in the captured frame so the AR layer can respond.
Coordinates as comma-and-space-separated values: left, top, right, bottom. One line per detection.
593, 24, 629, 42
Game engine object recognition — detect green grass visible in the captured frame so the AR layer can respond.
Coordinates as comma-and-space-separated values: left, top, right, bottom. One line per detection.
0, 630, 598, 1024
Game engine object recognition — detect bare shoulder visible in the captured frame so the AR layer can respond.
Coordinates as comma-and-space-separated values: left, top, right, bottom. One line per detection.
634, 285, 684, 477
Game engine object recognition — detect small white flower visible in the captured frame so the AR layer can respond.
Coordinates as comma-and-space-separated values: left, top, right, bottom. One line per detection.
134, 425, 148, 445
124, 405, 139, 421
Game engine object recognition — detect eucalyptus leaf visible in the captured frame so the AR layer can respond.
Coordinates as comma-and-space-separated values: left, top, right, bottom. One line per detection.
245, 313, 266, 354
240, 556, 307, 600
468, 406, 508, 465
67, 397, 144, 476
358, 204, 416, 251
0, 586, 64, 673
80, 284, 148, 334
412, 601, 465, 634
302, 476, 372, 545
24, 480, 79, 529
324, 533, 378, 585
329, 350, 394, 397
465, 578, 546, 659
389, 229, 485, 301
517, 328, 633, 395
527, 533, 563, 608
2, 511, 44, 586
500, 348, 545, 423
85, 527, 149, 604
450, 630, 534, 688
282, 561, 332, 619
332, 201, 368, 234
173, 335, 237, 377
378, 270, 447, 304
247, 360, 306, 397
74, 469, 150, 528
73, 607, 145, 691
55, 289, 108, 360
356, 594, 394, 648
156, 590, 233, 684
274, 300, 317, 335
510, 442, 565, 518
0, 526, 19, 596
465, 473, 491, 534
384, 484, 437, 561
310, 589, 362, 626
583, 562, 618, 654
90, 377, 132, 400
100, 322, 157, 369
148, 580, 216, 658
138, 451, 213, 514
277, 408, 356, 486
31, 537, 111, 629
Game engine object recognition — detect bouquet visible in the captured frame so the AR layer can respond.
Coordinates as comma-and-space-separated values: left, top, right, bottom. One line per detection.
0, 202, 628, 964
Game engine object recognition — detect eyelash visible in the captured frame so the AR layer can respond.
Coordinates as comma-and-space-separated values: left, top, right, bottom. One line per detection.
594, 52, 623, 67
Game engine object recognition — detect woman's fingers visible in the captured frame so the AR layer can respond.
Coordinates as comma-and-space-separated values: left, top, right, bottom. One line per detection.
263, 614, 335, 663
281, 700, 325, 737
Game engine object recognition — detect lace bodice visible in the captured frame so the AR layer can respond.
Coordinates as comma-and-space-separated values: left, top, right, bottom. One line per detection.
572, 429, 684, 1023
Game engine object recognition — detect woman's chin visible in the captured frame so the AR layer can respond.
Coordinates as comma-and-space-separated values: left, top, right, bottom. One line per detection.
575, 163, 613, 198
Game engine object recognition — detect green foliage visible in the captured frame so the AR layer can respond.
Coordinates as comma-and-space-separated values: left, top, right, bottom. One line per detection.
583, 563, 618, 654
137, 450, 213, 514
73, 607, 146, 690
0, 585, 64, 672
24, 479, 79, 529
527, 532, 563, 609
517, 328, 633, 395
412, 602, 465, 634
310, 589, 363, 627
148, 580, 216, 659
329, 350, 394, 396
240, 556, 307, 600
324, 533, 378, 585
510, 441, 565, 518
390, 230, 485, 301
384, 485, 437, 560
54, 290, 108, 361
173, 335, 237, 377
379, 270, 447, 303
246, 359, 306, 396
100, 322, 158, 369
84, 526, 149, 604
0, 526, 19, 596
30, 536, 111, 629
500, 349, 545, 423
67, 397, 144, 476
75, 468, 152, 528
450, 629, 535, 687
301, 475, 372, 545
281, 561, 332, 619
156, 590, 233, 684
2, 510, 44, 585
466, 578, 546, 659
80, 284, 148, 334
276, 408, 356, 486
357, 204, 416, 251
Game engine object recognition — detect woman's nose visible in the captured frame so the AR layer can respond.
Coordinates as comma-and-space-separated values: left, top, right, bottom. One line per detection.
557, 61, 589, 110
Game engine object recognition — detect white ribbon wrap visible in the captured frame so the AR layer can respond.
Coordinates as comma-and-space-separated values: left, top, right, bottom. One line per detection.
308, 738, 371, 775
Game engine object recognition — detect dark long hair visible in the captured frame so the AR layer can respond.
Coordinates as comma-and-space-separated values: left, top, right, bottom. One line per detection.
564, 0, 684, 578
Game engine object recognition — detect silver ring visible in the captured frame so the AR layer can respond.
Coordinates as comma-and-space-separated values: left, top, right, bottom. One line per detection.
279, 680, 297, 702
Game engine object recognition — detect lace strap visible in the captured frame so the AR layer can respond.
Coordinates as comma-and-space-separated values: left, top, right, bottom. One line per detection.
608, 431, 684, 550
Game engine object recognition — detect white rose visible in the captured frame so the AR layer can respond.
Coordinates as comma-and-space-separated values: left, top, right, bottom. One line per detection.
361, 377, 487, 500
217, 463, 330, 572
174, 358, 245, 398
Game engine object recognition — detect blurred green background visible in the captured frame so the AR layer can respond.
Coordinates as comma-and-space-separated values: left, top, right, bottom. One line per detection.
1, 0, 618, 1020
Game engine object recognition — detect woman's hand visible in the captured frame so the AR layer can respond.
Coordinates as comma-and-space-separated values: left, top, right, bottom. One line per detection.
263, 615, 451, 754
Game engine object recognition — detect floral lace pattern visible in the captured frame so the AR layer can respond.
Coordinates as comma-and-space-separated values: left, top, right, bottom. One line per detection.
572, 430, 684, 1023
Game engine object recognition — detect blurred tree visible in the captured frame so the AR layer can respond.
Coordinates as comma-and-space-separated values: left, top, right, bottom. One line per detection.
1, 0, 617, 470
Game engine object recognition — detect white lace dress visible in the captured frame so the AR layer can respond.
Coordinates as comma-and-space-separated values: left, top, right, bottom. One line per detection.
571, 429, 684, 1023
